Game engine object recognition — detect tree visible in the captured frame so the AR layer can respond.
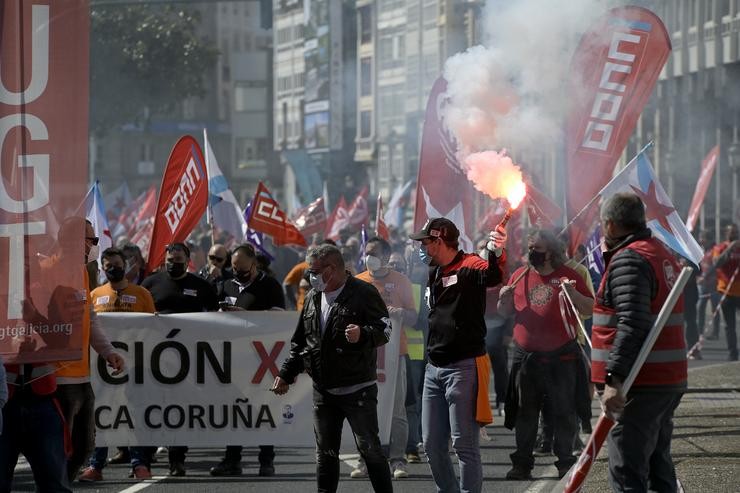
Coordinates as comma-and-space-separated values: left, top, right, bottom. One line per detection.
90, 5, 219, 136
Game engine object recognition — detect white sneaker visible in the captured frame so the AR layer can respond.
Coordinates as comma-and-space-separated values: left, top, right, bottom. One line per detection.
350, 464, 367, 478
416, 442, 425, 455
480, 427, 492, 442
156, 446, 168, 455
391, 461, 408, 479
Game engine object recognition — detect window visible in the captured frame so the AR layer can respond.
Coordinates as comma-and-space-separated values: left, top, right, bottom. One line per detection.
359, 6, 372, 44
235, 86, 268, 112
360, 58, 372, 96
360, 111, 372, 138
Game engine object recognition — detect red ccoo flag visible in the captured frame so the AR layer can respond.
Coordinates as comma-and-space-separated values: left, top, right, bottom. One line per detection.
147, 136, 209, 273
347, 186, 369, 230
248, 182, 307, 247
294, 197, 328, 238
526, 181, 562, 229
375, 193, 390, 240
686, 145, 720, 232
325, 197, 349, 241
566, 6, 671, 251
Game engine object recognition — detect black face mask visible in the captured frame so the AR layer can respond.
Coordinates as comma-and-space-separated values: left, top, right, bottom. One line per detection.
105, 266, 125, 283
528, 250, 547, 268
235, 269, 252, 283
166, 261, 187, 278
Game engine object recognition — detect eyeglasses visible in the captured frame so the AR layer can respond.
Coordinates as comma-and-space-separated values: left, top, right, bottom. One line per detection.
209, 255, 225, 262
86, 236, 99, 246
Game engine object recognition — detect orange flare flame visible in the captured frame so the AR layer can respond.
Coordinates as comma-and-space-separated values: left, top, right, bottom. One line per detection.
507, 181, 527, 209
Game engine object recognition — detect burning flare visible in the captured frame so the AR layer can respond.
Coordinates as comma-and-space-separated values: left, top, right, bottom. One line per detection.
463, 150, 527, 229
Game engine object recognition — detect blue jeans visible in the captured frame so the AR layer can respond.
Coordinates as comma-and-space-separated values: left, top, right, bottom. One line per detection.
0, 396, 72, 493
405, 359, 425, 453
422, 358, 481, 493
89, 446, 155, 470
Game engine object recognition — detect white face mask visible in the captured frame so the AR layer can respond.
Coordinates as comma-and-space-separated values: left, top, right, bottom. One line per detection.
87, 244, 100, 264
365, 255, 382, 273
309, 271, 329, 292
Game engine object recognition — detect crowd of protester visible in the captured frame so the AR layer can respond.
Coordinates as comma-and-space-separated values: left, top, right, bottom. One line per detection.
3, 191, 738, 492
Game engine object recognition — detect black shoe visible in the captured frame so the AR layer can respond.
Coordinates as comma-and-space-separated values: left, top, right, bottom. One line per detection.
729, 352, 739, 362
705, 333, 719, 340
258, 464, 275, 477
506, 466, 532, 480
210, 460, 242, 476
581, 420, 592, 434
108, 449, 130, 464
558, 466, 572, 479
168, 462, 186, 477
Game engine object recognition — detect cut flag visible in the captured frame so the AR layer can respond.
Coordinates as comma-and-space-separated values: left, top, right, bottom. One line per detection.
686, 145, 720, 232
243, 202, 274, 261
347, 186, 369, 230
83, 181, 113, 279
384, 180, 413, 229
325, 197, 349, 241
204, 129, 248, 242
600, 148, 703, 266
294, 197, 328, 238
247, 182, 307, 247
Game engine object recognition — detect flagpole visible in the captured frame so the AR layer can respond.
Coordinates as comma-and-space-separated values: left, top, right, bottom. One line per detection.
559, 141, 654, 239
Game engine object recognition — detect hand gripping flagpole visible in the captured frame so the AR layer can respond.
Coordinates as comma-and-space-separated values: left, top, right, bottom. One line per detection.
560, 266, 692, 493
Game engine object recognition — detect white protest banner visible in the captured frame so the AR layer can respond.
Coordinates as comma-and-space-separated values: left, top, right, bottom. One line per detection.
92, 311, 401, 447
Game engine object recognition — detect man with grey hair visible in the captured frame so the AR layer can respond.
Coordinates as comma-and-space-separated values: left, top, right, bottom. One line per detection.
591, 192, 687, 492
272, 244, 393, 492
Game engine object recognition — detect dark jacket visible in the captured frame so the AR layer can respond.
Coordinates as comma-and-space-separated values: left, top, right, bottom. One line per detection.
279, 274, 390, 390
426, 249, 505, 366
220, 271, 285, 310
599, 228, 657, 381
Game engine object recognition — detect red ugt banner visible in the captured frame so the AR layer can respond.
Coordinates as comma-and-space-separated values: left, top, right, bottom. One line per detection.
566, 6, 670, 249
414, 77, 475, 251
248, 182, 307, 247
686, 145, 719, 233
0, 1, 89, 363
147, 136, 208, 272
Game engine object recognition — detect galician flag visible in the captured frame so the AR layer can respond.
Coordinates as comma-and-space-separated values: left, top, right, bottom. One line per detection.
204, 128, 248, 242
600, 147, 703, 266
84, 181, 113, 280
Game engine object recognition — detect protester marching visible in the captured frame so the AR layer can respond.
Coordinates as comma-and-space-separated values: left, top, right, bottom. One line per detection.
3, 2, 740, 493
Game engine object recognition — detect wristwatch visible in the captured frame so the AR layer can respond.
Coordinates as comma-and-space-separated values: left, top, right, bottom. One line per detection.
605, 372, 622, 386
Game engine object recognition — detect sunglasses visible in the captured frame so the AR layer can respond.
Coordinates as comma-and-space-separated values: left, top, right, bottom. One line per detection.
86, 236, 100, 246
209, 255, 225, 262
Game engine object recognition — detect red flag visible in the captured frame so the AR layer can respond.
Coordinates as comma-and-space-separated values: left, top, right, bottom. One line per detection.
375, 193, 390, 240
1, 0, 89, 364
294, 197, 328, 238
686, 146, 720, 232
414, 77, 476, 251
564, 414, 615, 492
325, 197, 349, 241
526, 182, 562, 229
566, 6, 671, 249
248, 182, 307, 247
347, 186, 369, 229
147, 136, 209, 272
478, 200, 507, 231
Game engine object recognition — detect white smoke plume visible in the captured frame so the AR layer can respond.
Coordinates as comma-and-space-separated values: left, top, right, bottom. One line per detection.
442, 0, 612, 158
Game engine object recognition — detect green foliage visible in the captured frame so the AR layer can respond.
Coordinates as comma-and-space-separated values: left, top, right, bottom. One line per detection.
90, 5, 219, 135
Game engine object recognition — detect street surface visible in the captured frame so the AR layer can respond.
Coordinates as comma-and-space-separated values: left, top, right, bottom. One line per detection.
10, 337, 740, 492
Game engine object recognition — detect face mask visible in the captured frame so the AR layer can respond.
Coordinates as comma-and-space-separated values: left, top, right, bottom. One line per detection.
309, 272, 328, 292
365, 255, 382, 273
235, 269, 252, 283
166, 261, 187, 278
105, 266, 125, 283
419, 245, 432, 265
528, 250, 547, 268
87, 244, 100, 264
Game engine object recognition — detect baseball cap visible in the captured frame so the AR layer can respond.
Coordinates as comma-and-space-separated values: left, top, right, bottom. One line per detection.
409, 217, 460, 242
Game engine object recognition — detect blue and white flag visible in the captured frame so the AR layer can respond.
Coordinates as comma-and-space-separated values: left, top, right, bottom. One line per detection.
204, 129, 248, 242
84, 182, 113, 281
243, 202, 274, 261
600, 148, 703, 266
585, 226, 605, 277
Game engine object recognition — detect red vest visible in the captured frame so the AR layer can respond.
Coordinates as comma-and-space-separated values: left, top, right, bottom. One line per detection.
4, 363, 57, 400
592, 238, 687, 388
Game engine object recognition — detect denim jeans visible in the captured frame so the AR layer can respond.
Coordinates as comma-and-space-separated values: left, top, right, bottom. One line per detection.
55, 383, 96, 481
422, 358, 481, 493
719, 295, 739, 359
313, 384, 392, 493
697, 287, 720, 336
0, 396, 72, 493
608, 392, 682, 492
405, 359, 425, 454
223, 444, 275, 465
89, 446, 156, 470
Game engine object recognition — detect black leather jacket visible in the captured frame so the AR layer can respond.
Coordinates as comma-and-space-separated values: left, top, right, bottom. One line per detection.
279, 274, 390, 390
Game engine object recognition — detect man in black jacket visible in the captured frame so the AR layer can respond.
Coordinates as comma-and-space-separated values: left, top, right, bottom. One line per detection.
272, 244, 393, 493
211, 243, 285, 477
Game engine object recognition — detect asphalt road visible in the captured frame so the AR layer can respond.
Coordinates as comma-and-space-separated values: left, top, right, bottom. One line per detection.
9, 337, 739, 493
